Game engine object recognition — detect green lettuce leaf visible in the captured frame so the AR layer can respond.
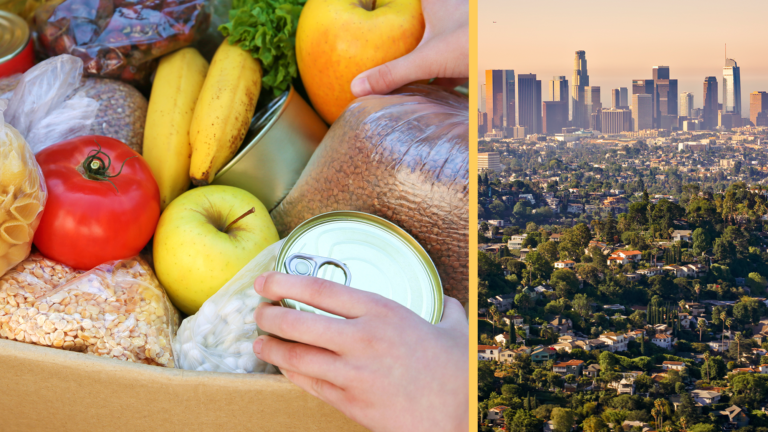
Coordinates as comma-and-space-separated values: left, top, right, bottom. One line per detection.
219, 0, 306, 96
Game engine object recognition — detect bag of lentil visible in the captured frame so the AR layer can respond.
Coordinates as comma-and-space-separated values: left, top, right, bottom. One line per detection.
0, 254, 180, 367
270, 84, 469, 305
173, 240, 282, 374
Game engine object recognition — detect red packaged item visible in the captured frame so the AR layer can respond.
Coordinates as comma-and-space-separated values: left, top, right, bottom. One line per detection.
35, 0, 210, 85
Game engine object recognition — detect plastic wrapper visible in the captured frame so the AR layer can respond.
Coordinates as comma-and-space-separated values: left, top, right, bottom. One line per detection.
0, 60, 147, 153
0, 101, 47, 276
270, 85, 470, 304
0, 254, 180, 366
173, 241, 282, 374
35, 0, 211, 85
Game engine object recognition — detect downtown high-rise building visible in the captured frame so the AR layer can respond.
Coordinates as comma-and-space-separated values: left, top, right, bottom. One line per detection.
585, 86, 602, 119
571, 50, 589, 128
750, 91, 768, 126
549, 76, 569, 103
632, 79, 654, 128
601, 109, 632, 134
479, 83, 486, 112
652, 66, 678, 125
632, 94, 653, 131
543, 101, 568, 135
484, 70, 516, 135
703, 77, 719, 130
620, 87, 629, 108
611, 89, 620, 109
518, 74, 542, 134
723, 58, 742, 116
680, 92, 694, 118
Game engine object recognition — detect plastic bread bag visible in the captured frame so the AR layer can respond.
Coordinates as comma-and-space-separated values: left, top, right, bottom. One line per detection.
0, 254, 181, 367
270, 84, 470, 304
173, 240, 282, 373
35, 0, 212, 85
0, 101, 47, 275
3, 55, 99, 153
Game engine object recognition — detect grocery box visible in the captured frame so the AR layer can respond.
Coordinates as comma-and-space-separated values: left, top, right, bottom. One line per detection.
0, 338, 365, 432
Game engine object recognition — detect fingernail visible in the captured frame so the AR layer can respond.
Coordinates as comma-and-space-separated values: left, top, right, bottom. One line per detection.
253, 337, 263, 355
254, 274, 266, 293
351, 75, 372, 97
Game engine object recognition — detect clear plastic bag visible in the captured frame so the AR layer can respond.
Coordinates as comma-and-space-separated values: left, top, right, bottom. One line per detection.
3, 55, 99, 154
270, 85, 470, 304
35, 0, 212, 85
0, 254, 180, 367
0, 101, 47, 275
173, 240, 282, 373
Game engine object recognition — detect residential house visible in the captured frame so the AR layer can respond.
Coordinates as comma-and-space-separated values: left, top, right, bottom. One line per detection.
708, 340, 731, 353
691, 390, 721, 406
652, 333, 675, 350
616, 250, 643, 262
553, 359, 585, 377
678, 313, 693, 329
617, 378, 635, 395
567, 203, 584, 214
531, 346, 557, 362
488, 294, 515, 312
685, 302, 706, 316
555, 260, 576, 269
637, 268, 664, 277
519, 194, 535, 204
599, 332, 628, 352
662, 361, 686, 371
621, 421, 652, 432
718, 405, 750, 428
584, 364, 601, 378
603, 304, 625, 312
624, 273, 642, 282
549, 233, 563, 242
503, 315, 525, 326
550, 316, 573, 333
478, 345, 500, 361
494, 333, 515, 346
671, 230, 693, 242
499, 349, 517, 363
663, 264, 708, 278
487, 406, 509, 423
508, 234, 527, 249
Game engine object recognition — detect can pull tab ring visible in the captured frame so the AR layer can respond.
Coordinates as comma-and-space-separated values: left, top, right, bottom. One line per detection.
284, 253, 352, 286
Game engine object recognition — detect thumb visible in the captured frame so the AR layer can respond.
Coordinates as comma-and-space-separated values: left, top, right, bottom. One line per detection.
350, 48, 428, 97
437, 295, 469, 332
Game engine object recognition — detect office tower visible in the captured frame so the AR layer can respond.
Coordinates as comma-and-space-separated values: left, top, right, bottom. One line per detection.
611, 89, 620, 109
590, 111, 601, 131
661, 115, 679, 131
632, 94, 653, 131
513, 126, 527, 139
549, 76, 569, 103
632, 79, 654, 128
703, 77, 718, 130
485, 70, 516, 134
518, 74, 541, 135
601, 109, 632, 134
723, 58, 742, 116
620, 87, 628, 108
585, 86, 602, 119
750, 91, 768, 126
648, 66, 677, 126
478, 111, 487, 137
571, 50, 589, 127
543, 101, 568, 135
479, 83, 486, 113
478, 152, 502, 172
653, 66, 669, 81
691, 108, 703, 119
680, 92, 694, 118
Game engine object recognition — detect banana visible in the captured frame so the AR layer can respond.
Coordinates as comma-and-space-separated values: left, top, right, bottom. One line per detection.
189, 39, 262, 186
143, 47, 209, 210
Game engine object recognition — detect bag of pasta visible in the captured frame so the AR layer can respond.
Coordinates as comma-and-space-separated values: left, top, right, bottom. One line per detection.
0, 100, 47, 276
0, 254, 180, 366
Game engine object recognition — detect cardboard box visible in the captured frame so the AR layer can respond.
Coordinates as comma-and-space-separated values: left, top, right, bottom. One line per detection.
0, 338, 366, 432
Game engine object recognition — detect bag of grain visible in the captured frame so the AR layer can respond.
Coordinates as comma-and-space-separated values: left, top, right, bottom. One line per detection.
270, 85, 469, 304
0, 254, 180, 366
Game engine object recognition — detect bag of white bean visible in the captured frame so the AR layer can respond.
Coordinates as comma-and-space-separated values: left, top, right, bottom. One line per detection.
0, 254, 180, 367
173, 240, 283, 374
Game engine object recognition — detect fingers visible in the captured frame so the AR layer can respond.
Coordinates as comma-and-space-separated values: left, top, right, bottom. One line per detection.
255, 272, 381, 319
280, 368, 348, 408
437, 296, 469, 333
351, 51, 425, 97
253, 335, 346, 385
254, 303, 354, 353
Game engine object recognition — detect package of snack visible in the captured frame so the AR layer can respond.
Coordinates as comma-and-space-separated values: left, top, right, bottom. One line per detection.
0, 254, 180, 367
35, 0, 211, 85
270, 85, 470, 304
0, 101, 47, 275
173, 241, 281, 373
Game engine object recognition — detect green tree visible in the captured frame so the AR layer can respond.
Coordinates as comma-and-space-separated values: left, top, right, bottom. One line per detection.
507, 409, 544, 432
572, 293, 591, 318
582, 416, 609, 432
551, 269, 580, 298
551, 408, 576, 432
539, 241, 561, 263
692, 228, 711, 256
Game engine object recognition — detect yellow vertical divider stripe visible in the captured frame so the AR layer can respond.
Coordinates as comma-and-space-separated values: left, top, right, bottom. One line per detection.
468, 0, 478, 430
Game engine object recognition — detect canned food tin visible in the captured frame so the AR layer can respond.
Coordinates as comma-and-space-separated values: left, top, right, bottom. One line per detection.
275, 211, 444, 324
0, 11, 33, 78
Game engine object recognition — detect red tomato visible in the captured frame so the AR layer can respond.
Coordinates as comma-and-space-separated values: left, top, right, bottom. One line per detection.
34, 136, 161, 270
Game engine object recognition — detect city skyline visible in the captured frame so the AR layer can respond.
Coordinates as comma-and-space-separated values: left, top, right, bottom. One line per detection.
478, 0, 768, 118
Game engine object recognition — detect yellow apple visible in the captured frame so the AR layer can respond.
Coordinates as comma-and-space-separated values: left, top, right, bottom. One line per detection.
153, 185, 279, 315
296, 0, 425, 124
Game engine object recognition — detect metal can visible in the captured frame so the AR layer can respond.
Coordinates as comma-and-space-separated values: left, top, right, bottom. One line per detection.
275, 211, 444, 324
0, 11, 33, 78
212, 86, 328, 211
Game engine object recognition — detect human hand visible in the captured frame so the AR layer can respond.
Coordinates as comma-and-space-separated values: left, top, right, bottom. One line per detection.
252, 271, 468, 432
350, 0, 469, 97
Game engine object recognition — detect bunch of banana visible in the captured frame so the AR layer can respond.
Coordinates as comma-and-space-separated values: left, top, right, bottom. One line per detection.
143, 40, 262, 208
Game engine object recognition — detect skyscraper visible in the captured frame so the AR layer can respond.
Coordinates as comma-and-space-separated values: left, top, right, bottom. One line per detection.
750, 91, 768, 126
485, 70, 516, 134
703, 77, 719, 130
571, 50, 589, 128
479, 83, 486, 113
549, 76, 569, 103
518, 74, 542, 135
585, 86, 601, 119
632, 79, 654, 127
680, 92, 694, 118
632, 94, 653, 131
543, 101, 568, 135
601, 109, 632, 134
611, 89, 620, 109
723, 58, 742, 116
620, 87, 629, 108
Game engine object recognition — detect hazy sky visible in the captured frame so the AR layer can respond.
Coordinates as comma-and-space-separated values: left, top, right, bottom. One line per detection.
478, 0, 768, 118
